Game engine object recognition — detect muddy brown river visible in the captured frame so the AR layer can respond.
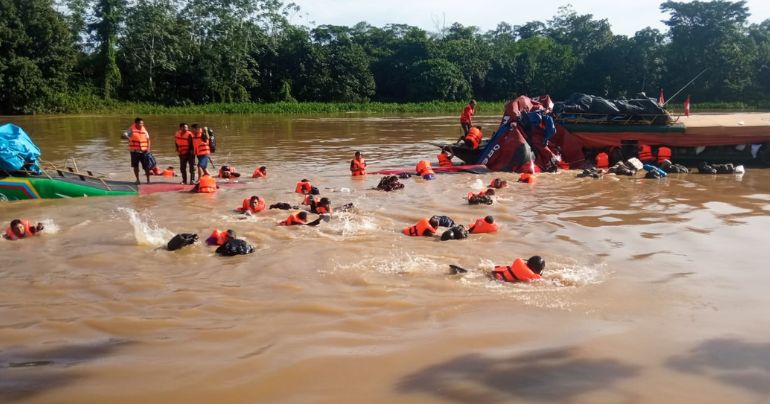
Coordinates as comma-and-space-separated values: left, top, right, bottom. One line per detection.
2, 113, 770, 403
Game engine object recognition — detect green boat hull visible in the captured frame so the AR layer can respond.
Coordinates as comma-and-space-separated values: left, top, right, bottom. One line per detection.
0, 175, 137, 201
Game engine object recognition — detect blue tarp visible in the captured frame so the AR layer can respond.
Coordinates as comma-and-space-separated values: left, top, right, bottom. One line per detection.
0, 123, 41, 174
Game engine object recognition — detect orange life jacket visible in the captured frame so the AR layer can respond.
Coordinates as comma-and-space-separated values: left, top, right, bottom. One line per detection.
638, 144, 653, 162
161, 168, 175, 177
197, 175, 216, 193
238, 197, 265, 214
460, 104, 474, 124
128, 124, 150, 152
489, 179, 507, 188
252, 168, 266, 178
4, 219, 33, 240
518, 173, 535, 184
208, 229, 230, 246
466, 190, 488, 199
316, 205, 331, 215
437, 152, 452, 167
493, 258, 541, 283
279, 213, 306, 226
415, 160, 435, 177
657, 146, 672, 163
303, 195, 316, 206
403, 218, 437, 237
295, 181, 312, 194
464, 127, 482, 149
595, 152, 609, 169
175, 130, 192, 155
468, 218, 498, 234
351, 158, 366, 176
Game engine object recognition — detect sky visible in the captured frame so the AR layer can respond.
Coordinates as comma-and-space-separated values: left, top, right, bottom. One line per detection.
287, 0, 770, 36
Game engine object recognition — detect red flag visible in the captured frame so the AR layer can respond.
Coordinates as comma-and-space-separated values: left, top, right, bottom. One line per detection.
658, 88, 665, 106
684, 95, 691, 117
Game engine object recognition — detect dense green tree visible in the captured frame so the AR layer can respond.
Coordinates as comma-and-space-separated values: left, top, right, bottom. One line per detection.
406, 59, 470, 101
0, 0, 75, 113
90, 0, 125, 99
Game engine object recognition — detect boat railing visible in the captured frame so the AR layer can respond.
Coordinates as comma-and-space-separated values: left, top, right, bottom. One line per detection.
553, 111, 678, 126
40, 160, 117, 192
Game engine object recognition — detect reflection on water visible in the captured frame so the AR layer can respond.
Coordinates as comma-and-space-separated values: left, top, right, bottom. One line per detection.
2, 114, 770, 403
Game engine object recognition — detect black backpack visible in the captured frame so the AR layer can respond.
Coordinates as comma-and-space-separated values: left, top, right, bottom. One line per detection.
206, 127, 217, 153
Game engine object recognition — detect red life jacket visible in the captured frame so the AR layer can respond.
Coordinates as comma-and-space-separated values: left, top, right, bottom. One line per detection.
595, 152, 609, 169
403, 218, 437, 237
657, 146, 672, 163
415, 160, 435, 177
207, 229, 230, 246
303, 195, 316, 206
237, 197, 265, 214
128, 124, 150, 152
295, 181, 312, 194
351, 158, 366, 176
279, 213, 306, 226
493, 258, 541, 283
466, 190, 488, 199
460, 104, 474, 124
252, 168, 266, 178
437, 152, 452, 167
468, 218, 498, 234
464, 127, 482, 149
4, 219, 33, 240
175, 130, 192, 155
316, 205, 331, 215
197, 175, 216, 193
518, 173, 535, 184
638, 144, 653, 162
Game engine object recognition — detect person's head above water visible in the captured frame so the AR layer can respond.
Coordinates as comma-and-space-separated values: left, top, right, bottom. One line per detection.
429, 217, 440, 228
259, 166, 267, 172
485, 188, 496, 196
249, 195, 260, 205
298, 211, 308, 221
319, 197, 330, 206
9, 219, 26, 237
354, 151, 362, 158
484, 215, 494, 224
491, 178, 507, 188
527, 256, 546, 274
134, 117, 143, 125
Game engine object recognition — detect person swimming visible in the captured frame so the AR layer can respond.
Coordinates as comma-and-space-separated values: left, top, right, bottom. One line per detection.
4, 219, 44, 240
403, 217, 440, 237
236, 196, 266, 214
449, 256, 545, 283
488, 178, 508, 189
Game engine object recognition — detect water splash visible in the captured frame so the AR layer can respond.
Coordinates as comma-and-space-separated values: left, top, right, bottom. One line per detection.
117, 207, 174, 247
39, 218, 59, 234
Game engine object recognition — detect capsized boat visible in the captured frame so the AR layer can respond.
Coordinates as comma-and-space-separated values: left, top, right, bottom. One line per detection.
440, 94, 770, 171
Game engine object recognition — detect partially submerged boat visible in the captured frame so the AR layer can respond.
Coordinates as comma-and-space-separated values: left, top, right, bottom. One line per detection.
442, 94, 770, 171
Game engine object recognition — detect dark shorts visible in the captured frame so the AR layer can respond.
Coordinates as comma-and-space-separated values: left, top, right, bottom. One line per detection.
131, 151, 149, 169
461, 123, 471, 135
197, 155, 210, 169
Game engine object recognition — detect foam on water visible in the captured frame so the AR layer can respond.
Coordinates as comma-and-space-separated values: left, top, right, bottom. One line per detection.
118, 207, 175, 247
39, 218, 59, 234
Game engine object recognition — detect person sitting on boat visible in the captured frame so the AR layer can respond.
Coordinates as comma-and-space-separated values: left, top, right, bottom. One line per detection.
206, 229, 235, 246
192, 124, 212, 178
252, 166, 267, 178
4, 219, 44, 240
279, 211, 308, 226
492, 256, 545, 283
218, 165, 240, 179
175, 123, 195, 184
236, 195, 265, 214
489, 178, 508, 189
461, 126, 483, 150
437, 146, 454, 168
350, 151, 367, 176
468, 216, 498, 234
416, 160, 435, 180
403, 217, 440, 237
459, 99, 476, 136
128, 117, 152, 184
190, 174, 217, 193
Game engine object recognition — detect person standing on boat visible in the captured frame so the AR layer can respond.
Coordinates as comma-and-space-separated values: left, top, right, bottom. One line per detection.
459, 99, 476, 136
175, 123, 195, 184
192, 124, 212, 179
128, 117, 151, 184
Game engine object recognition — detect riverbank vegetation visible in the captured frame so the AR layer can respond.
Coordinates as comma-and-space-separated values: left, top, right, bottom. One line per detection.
1, 0, 769, 115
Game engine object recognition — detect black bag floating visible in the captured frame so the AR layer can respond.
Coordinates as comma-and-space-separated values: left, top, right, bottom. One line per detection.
215, 238, 255, 256
167, 233, 198, 251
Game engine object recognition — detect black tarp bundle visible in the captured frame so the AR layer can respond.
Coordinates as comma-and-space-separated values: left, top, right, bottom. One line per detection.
554, 93, 671, 125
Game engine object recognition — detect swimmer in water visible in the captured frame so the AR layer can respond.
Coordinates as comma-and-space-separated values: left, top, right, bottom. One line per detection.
449, 256, 545, 283
4, 219, 44, 240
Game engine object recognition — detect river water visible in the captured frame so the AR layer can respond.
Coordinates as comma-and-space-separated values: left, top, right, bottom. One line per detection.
2, 114, 770, 403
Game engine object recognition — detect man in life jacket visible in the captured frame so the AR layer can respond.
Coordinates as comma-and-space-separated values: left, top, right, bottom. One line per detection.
403, 217, 439, 237
489, 178, 508, 189
128, 117, 151, 184
491, 256, 545, 283
218, 165, 240, 179
4, 219, 44, 240
175, 123, 195, 184
295, 179, 313, 194
191, 124, 212, 179
252, 166, 267, 178
462, 126, 483, 150
236, 195, 265, 214
350, 151, 367, 176
416, 160, 436, 180
206, 229, 235, 246
191, 174, 217, 193
279, 211, 308, 226
459, 99, 476, 136
437, 146, 454, 168
310, 197, 332, 215
468, 216, 498, 234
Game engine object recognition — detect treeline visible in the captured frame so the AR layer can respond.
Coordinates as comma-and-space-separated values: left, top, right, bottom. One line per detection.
1, 0, 769, 114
